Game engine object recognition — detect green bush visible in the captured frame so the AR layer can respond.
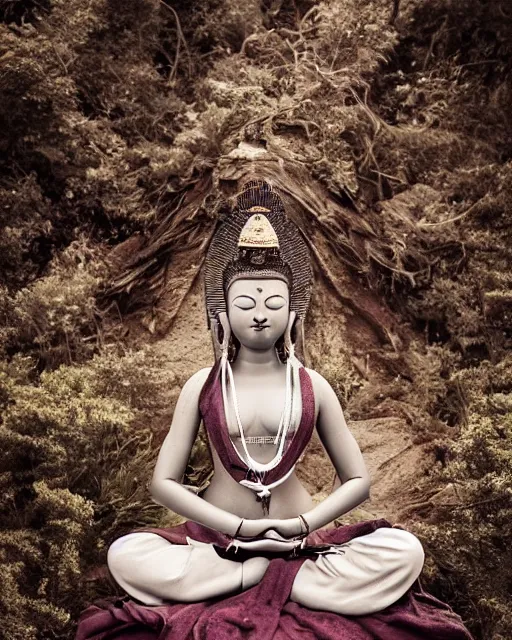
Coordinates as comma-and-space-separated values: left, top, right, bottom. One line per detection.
0, 239, 108, 366
0, 1, 510, 639
0, 349, 169, 639
414, 356, 512, 640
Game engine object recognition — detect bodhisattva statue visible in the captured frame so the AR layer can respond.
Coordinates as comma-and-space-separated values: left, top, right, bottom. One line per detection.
105, 179, 427, 616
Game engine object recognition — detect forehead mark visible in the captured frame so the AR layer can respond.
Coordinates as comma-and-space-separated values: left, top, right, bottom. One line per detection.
256, 287, 263, 293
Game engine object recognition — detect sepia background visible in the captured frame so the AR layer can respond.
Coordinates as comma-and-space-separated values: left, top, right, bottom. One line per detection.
0, 0, 511, 638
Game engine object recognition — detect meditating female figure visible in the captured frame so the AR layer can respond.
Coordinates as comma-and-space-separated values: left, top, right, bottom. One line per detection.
106, 180, 425, 616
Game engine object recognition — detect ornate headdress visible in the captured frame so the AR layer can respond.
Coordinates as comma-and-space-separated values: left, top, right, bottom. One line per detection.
204, 179, 312, 357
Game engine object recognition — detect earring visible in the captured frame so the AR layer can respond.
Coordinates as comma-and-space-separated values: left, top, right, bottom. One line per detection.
218, 312, 231, 361
284, 311, 297, 360
227, 333, 238, 362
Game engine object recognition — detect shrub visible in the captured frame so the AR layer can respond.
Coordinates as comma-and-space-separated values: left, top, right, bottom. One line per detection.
414, 356, 512, 640
1, 239, 108, 367
0, 348, 169, 639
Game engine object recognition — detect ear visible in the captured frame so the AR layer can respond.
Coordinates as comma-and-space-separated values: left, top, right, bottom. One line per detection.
286, 310, 297, 335
211, 311, 231, 360
284, 310, 297, 353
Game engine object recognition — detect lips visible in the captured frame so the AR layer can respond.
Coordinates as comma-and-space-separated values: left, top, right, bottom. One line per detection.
252, 325, 270, 331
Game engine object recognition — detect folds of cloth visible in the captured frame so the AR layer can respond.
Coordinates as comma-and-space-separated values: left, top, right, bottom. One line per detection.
76, 519, 474, 640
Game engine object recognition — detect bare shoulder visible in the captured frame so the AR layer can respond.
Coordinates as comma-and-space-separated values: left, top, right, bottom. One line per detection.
304, 367, 332, 395
180, 367, 212, 402
183, 367, 212, 389
304, 367, 336, 413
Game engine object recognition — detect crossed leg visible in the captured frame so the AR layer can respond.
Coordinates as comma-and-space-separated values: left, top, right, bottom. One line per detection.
290, 528, 425, 615
107, 528, 424, 614
107, 532, 269, 605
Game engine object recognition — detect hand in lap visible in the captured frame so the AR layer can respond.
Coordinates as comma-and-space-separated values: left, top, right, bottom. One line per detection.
232, 520, 306, 552
232, 534, 303, 552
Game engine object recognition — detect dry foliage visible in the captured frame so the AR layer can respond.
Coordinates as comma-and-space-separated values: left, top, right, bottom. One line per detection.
0, 0, 511, 638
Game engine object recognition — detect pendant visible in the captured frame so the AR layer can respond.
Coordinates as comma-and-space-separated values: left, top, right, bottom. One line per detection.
256, 492, 271, 515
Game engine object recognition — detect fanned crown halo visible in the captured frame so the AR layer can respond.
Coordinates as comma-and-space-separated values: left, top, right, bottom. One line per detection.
204, 179, 312, 325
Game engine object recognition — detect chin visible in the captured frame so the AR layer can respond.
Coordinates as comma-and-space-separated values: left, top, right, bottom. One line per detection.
242, 334, 278, 350
246, 339, 276, 351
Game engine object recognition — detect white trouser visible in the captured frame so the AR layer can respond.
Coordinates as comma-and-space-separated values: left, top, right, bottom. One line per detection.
107, 528, 424, 616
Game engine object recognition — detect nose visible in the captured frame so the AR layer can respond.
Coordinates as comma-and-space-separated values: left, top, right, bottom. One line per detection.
253, 313, 268, 325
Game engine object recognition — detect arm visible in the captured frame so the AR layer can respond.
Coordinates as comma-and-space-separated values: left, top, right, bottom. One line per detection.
266, 368, 370, 538
300, 369, 371, 531
149, 368, 241, 537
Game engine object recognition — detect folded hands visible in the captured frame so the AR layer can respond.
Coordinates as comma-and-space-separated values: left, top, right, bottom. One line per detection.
234, 517, 307, 552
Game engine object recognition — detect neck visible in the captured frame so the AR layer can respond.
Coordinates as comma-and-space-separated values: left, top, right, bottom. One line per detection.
231, 345, 283, 373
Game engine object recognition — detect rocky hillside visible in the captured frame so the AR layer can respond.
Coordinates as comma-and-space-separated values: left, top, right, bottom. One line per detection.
0, 1, 511, 638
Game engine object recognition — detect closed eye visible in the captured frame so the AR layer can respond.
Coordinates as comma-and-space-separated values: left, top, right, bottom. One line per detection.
234, 295, 256, 310
265, 295, 287, 310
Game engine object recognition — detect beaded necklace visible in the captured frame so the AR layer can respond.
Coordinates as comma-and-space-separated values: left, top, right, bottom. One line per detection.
220, 350, 302, 513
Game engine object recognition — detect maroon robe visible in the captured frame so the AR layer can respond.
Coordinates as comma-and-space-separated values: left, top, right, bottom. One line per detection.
75, 362, 473, 639
76, 519, 473, 640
